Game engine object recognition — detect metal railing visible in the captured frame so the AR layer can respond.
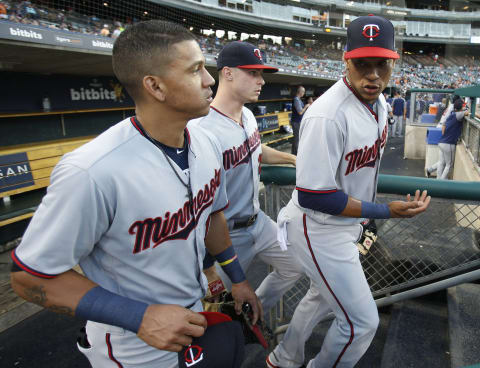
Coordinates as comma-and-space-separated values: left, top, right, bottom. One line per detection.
463, 116, 480, 168
260, 167, 480, 331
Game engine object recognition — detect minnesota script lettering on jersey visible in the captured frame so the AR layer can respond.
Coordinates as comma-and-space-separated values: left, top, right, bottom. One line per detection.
129, 169, 222, 253
223, 130, 261, 171
344, 124, 387, 176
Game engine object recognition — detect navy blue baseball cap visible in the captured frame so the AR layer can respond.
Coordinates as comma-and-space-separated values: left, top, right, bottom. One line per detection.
345, 15, 399, 60
178, 312, 245, 368
216, 41, 278, 73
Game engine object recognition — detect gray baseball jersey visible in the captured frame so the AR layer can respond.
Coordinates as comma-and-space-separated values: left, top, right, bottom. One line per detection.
189, 106, 262, 223
12, 116, 228, 365
293, 77, 388, 226
190, 106, 304, 313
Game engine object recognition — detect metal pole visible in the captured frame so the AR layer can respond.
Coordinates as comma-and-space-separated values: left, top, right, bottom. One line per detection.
273, 269, 480, 338
410, 92, 416, 124
375, 268, 480, 307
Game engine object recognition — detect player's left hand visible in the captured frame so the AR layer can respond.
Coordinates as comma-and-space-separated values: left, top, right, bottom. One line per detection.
389, 189, 431, 218
231, 280, 263, 325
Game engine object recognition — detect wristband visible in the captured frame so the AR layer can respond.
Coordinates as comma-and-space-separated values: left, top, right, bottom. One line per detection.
361, 201, 390, 219
214, 246, 246, 284
76, 286, 148, 333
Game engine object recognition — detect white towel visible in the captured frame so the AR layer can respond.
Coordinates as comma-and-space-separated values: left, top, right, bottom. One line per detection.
276, 206, 289, 251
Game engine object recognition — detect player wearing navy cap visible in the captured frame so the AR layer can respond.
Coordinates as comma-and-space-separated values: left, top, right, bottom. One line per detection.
190, 41, 303, 316
267, 15, 431, 368
10, 21, 261, 368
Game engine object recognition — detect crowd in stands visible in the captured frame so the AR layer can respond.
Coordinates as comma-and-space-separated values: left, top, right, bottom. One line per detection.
1, 0, 479, 91
0, 0, 126, 37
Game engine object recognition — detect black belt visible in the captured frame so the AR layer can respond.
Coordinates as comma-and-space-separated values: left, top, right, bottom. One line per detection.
232, 214, 258, 230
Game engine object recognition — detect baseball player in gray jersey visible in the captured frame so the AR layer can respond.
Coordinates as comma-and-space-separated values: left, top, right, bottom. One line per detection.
10, 21, 260, 368
267, 16, 431, 368
190, 41, 303, 314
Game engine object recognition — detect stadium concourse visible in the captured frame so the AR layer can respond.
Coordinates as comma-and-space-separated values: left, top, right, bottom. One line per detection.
1, 0, 480, 93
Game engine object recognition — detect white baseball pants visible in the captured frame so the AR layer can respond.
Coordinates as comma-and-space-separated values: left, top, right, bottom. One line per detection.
217, 210, 304, 312
78, 321, 179, 368
272, 202, 379, 368
393, 115, 404, 137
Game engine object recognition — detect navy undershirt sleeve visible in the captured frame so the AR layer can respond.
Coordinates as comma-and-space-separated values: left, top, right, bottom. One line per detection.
203, 252, 216, 270
297, 190, 349, 215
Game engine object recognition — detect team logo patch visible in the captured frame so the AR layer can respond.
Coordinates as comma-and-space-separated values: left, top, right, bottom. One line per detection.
129, 169, 222, 253
362, 24, 380, 41
184, 345, 204, 367
253, 48, 262, 60
344, 124, 388, 176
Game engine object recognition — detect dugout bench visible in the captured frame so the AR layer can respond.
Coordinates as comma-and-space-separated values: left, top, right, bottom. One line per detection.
0, 108, 292, 232
0, 136, 94, 228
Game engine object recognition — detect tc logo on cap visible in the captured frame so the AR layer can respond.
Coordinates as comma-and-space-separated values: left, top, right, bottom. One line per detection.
184, 345, 204, 367
362, 24, 380, 41
253, 48, 262, 60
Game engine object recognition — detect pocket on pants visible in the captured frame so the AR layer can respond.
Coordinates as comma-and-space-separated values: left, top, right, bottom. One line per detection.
77, 341, 94, 359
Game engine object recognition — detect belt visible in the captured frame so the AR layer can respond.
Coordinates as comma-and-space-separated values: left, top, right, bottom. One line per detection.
232, 214, 258, 230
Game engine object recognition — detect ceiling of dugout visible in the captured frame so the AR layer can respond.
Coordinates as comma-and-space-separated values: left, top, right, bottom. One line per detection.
0, 40, 332, 87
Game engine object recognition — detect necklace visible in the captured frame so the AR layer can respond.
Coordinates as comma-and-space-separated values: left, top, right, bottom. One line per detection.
134, 118, 194, 217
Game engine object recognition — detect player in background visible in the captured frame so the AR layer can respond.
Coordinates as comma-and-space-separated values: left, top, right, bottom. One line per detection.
426, 98, 469, 180
391, 91, 406, 138
10, 21, 260, 368
291, 86, 311, 155
191, 41, 303, 314
267, 15, 431, 368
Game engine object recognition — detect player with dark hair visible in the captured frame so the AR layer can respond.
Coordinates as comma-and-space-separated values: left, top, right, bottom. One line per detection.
267, 15, 430, 368
291, 86, 311, 155
426, 98, 469, 180
10, 20, 260, 368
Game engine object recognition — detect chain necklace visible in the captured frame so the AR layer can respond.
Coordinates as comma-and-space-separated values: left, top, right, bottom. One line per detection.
134, 118, 194, 217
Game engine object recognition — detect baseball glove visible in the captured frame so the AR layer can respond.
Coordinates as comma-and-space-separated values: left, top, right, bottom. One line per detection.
357, 219, 378, 256
203, 292, 273, 350
202, 279, 228, 311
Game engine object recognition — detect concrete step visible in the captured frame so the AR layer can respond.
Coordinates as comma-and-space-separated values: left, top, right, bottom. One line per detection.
355, 306, 392, 368
448, 283, 480, 368
380, 292, 450, 368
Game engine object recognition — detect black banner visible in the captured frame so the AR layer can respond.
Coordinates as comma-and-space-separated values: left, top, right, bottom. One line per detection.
0, 152, 34, 193
0, 21, 114, 51
0, 72, 133, 113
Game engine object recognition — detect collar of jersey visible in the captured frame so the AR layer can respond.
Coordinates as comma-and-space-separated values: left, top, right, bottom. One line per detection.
130, 116, 194, 155
342, 77, 378, 122
210, 106, 245, 128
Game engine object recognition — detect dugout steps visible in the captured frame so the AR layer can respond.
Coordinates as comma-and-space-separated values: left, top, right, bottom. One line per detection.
379, 292, 450, 368
448, 283, 480, 368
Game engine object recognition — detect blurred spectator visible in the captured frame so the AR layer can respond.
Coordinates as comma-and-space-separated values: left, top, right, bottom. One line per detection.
112, 25, 123, 39
1, 1, 479, 92
100, 23, 110, 37
0, 2, 7, 19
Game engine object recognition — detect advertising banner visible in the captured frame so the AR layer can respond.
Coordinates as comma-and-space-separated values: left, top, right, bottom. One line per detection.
0, 73, 133, 113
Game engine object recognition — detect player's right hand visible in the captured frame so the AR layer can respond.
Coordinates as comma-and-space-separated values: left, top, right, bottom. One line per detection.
388, 189, 431, 218
137, 304, 207, 352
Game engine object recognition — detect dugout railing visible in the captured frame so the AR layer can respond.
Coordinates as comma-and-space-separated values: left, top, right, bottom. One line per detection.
260, 166, 480, 334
